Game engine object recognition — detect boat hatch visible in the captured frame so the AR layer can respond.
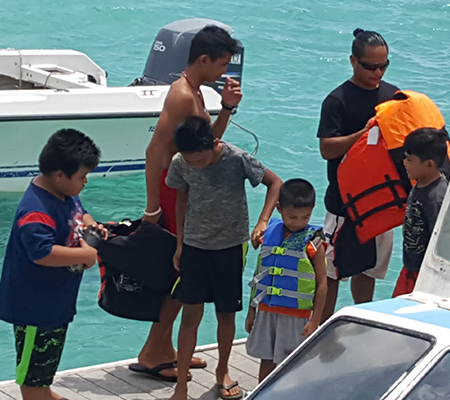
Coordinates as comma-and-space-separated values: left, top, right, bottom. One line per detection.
403, 351, 450, 399
248, 317, 434, 400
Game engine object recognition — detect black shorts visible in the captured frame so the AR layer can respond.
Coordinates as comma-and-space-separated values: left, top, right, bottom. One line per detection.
173, 243, 247, 313
14, 324, 68, 387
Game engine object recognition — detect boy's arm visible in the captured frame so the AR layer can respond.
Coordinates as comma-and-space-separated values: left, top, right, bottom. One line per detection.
18, 212, 97, 269
302, 245, 327, 337
211, 77, 242, 139
251, 169, 283, 249
172, 188, 188, 271
246, 251, 263, 334
211, 109, 233, 139
175, 188, 188, 248
34, 241, 97, 268
245, 305, 256, 334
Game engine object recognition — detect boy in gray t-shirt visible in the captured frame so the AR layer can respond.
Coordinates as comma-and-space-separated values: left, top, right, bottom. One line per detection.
166, 116, 282, 400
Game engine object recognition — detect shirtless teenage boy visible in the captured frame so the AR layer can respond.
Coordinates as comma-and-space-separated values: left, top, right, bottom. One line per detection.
129, 26, 243, 397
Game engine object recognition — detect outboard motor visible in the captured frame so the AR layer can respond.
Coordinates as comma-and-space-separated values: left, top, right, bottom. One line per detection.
131, 18, 244, 94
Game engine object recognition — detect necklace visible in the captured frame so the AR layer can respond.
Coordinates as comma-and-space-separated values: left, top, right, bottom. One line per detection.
182, 71, 206, 112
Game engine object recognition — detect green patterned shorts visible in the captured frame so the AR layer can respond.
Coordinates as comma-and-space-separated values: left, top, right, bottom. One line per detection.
14, 324, 68, 387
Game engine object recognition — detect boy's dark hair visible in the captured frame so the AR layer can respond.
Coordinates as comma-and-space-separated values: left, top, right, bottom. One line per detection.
352, 28, 388, 59
279, 179, 316, 209
188, 25, 237, 64
404, 127, 448, 168
39, 129, 101, 177
174, 116, 214, 153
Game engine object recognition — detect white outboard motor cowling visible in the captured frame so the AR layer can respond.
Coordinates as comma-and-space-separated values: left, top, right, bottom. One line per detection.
135, 18, 244, 94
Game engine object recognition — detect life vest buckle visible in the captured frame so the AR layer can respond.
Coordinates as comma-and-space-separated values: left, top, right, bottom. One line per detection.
269, 266, 284, 276
267, 286, 282, 296
271, 246, 286, 255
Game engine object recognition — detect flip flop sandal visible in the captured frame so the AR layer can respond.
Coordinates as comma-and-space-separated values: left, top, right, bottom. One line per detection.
128, 362, 192, 383
217, 380, 244, 400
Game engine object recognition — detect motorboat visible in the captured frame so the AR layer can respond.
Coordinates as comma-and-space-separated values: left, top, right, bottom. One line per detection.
245, 182, 450, 399
0, 18, 247, 191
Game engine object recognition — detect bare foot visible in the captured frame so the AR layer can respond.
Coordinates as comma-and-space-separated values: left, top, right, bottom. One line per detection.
216, 369, 242, 398
189, 356, 207, 368
172, 350, 207, 369
168, 386, 188, 400
20, 386, 67, 400
157, 366, 177, 380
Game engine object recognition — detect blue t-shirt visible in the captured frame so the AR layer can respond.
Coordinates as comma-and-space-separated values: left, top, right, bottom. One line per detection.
0, 182, 86, 328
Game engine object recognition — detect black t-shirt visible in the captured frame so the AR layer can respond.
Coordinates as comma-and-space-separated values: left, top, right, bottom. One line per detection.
317, 80, 399, 215
403, 175, 448, 272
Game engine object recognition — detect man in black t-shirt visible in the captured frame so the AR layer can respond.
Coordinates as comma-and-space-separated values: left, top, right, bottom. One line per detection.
317, 29, 399, 322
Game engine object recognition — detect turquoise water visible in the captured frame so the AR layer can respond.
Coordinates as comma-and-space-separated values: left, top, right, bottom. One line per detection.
1, 0, 450, 381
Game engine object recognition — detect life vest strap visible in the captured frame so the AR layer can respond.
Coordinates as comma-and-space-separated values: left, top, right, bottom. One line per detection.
344, 174, 406, 227
250, 283, 315, 307
260, 245, 306, 259
249, 265, 315, 288
356, 198, 407, 226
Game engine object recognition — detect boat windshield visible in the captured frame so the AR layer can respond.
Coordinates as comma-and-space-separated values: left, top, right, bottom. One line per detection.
404, 351, 450, 399
249, 318, 432, 400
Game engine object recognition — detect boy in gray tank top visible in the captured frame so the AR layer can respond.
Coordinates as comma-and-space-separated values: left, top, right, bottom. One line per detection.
166, 116, 282, 400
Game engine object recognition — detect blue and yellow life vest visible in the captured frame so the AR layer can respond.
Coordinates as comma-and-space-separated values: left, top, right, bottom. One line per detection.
249, 218, 320, 310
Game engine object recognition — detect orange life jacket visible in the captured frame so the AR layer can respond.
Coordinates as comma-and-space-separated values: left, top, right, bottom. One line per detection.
376, 90, 445, 149
337, 90, 447, 244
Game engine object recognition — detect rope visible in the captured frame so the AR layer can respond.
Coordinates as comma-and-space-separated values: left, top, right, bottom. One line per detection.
230, 120, 260, 155
43, 71, 55, 89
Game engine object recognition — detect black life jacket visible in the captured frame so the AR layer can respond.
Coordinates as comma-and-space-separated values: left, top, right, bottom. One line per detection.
97, 220, 176, 322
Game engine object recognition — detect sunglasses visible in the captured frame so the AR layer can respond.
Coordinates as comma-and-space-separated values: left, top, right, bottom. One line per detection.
357, 58, 390, 71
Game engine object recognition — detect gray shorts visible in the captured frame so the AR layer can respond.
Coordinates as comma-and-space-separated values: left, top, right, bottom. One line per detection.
246, 310, 308, 365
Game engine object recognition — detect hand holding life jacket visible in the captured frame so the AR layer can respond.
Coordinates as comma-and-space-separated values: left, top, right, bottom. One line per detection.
337, 90, 449, 244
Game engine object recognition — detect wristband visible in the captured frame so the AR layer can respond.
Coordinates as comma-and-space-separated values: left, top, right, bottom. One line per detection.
144, 207, 162, 217
221, 100, 237, 111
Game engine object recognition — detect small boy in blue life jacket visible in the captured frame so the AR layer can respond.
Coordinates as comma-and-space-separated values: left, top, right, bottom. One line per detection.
245, 179, 327, 382
0, 129, 106, 400
166, 116, 282, 400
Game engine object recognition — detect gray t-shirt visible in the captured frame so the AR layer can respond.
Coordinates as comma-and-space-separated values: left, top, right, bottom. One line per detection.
166, 142, 267, 250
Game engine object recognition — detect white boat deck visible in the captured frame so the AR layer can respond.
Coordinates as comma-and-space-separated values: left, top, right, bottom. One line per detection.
0, 340, 259, 400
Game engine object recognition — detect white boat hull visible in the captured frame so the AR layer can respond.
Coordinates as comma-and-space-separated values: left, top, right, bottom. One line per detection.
0, 115, 159, 191
0, 49, 223, 191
